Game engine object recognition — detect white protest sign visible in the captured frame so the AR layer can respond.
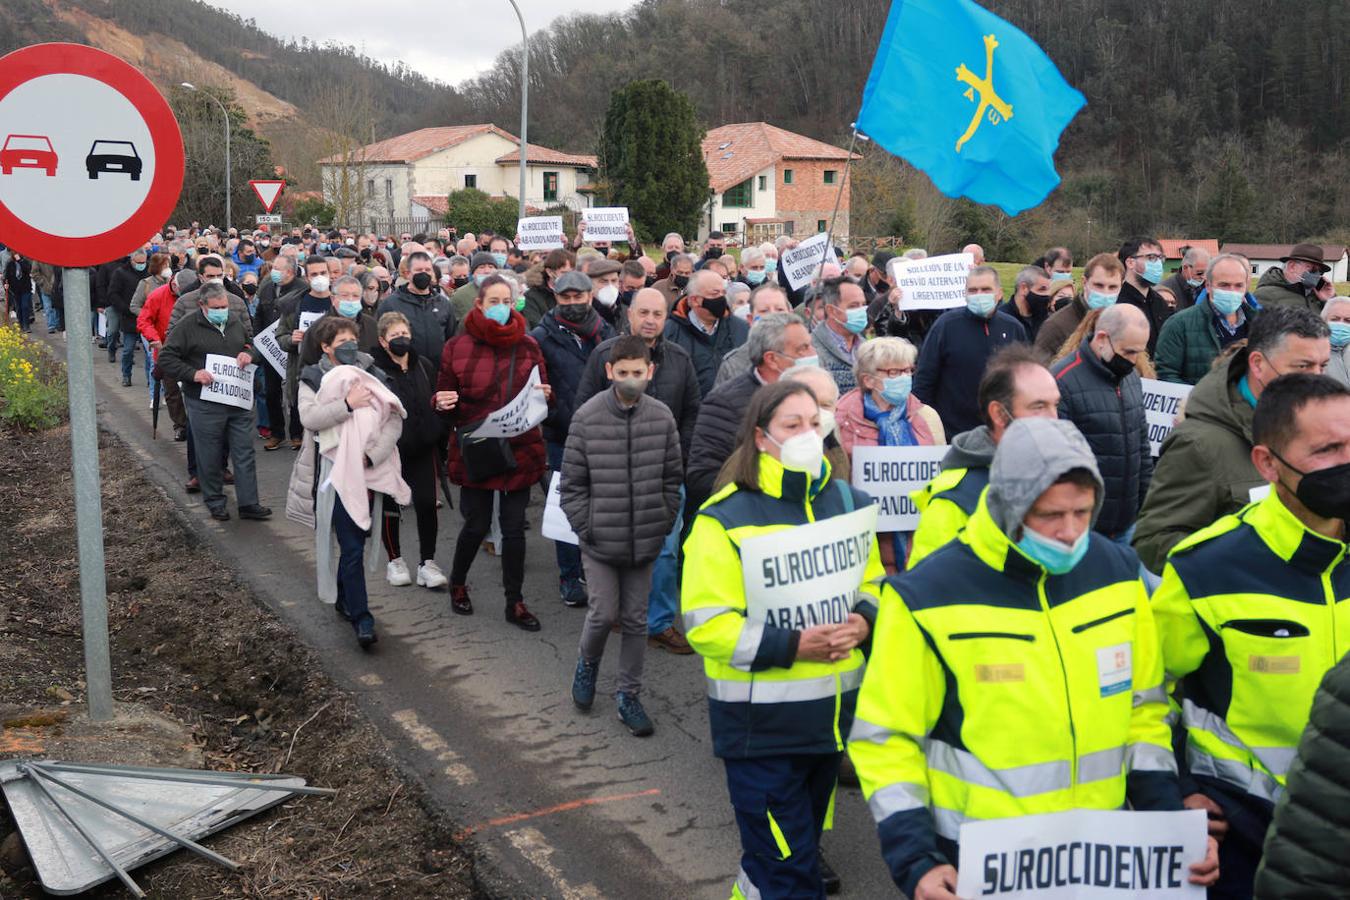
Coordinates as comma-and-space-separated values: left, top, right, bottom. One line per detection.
737, 505, 876, 631
470, 365, 548, 439
252, 320, 287, 377
780, 232, 841, 291
957, 808, 1207, 899
1139, 379, 1193, 457
581, 207, 630, 242
542, 471, 579, 545
97, 310, 107, 338
851, 445, 949, 530
517, 216, 565, 251
200, 353, 257, 410
298, 310, 323, 333
889, 252, 973, 311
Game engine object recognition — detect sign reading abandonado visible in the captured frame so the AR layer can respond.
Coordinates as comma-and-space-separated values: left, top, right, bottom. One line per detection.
1139, 379, 1193, 456
851, 445, 949, 530
516, 216, 565, 251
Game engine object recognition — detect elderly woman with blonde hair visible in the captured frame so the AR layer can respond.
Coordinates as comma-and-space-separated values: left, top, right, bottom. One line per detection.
1322, 296, 1350, 386
836, 337, 944, 570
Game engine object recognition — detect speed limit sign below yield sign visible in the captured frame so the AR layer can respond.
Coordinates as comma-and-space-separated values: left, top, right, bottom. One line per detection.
0, 43, 184, 266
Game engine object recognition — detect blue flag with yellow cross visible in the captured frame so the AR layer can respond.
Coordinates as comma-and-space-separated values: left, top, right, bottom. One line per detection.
857, 0, 1086, 216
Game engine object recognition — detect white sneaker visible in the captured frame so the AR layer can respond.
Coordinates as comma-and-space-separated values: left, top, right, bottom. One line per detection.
386, 557, 412, 587
417, 560, 448, 589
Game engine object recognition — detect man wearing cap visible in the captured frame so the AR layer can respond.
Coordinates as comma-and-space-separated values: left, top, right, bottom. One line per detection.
1255, 242, 1336, 314
850, 417, 1219, 899
531, 271, 617, 607
587, 258, 626, 331
449, 251, 499, 324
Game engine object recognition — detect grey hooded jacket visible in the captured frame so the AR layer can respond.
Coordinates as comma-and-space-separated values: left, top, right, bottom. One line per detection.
986, 417, 1104, 540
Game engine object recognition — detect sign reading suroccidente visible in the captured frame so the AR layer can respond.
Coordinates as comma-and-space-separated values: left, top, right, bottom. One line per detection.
889, 252, 973, 311
199, 353, 256, 410
1139, 379, 1193, 457
580, 207, 629, 242
780, 232, 843, 291
517, 216, 565, 251
469, 365, 547, 439
851, 445, 949, 530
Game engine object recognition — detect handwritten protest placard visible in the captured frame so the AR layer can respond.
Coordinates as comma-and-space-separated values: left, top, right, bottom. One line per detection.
581, 207, 630, 242
851, 445, 949, 530
780, 232, 841, 291
738, 506, 877, 631
1139, 379, 1193, 456
200, 353, 256, 410
252, 320, 287, 377
469, 365, 547, 439
889, 252, 974, 311
298, 310, 323, 332
517, 216, 565, 251
957, 808, 1207, 899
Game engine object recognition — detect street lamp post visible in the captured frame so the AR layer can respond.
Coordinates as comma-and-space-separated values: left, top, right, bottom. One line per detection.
505, 0, 528, 220
181, 82, 231, 230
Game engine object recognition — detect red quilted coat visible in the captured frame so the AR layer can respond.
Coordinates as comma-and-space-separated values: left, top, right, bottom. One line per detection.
438, 306, 550, 492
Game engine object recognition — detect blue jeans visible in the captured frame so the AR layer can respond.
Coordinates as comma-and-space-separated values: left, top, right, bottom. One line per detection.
546, 441, 583, 588
647, 485, 685, 635
41, 292, 61, 331
119, 329, 138, 380
253, 366, 269, 430
333, 495, 372, 627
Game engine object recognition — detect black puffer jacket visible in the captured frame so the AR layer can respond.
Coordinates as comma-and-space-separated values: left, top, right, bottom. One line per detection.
663, 299, 750, 397
105, 259, 145, 331
376, 285, 456, 373
573, 335, 702, 460
370, 344, 446, 458
685, 371, 760, 514
561, 390, 683, 567
1050, 339, 1153, 536
529, 308, 615, 445
1255, 655, 1350, 899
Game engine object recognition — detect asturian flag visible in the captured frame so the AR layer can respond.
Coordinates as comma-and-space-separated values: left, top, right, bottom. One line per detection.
857, 0, 1086, 216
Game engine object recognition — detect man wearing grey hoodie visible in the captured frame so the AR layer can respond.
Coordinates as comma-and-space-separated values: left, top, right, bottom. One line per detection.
908, 344, 1060, 566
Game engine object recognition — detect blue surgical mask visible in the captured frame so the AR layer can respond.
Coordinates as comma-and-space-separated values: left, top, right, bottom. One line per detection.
764, 259, 778, 273
474, 273, 491, 286
338, 300, 362, 318
132, 262, 146, 272
1017, 526, 1089, 575
1329, 322, 1350, 349
1141, 259, 1163, 284
843, 306, 869, 334
966, 293, 997, 317
492, 252, 508, 267
1086, 291, 1117, 310
484, 303, 511, 325
270, 269, 283, 284
881, 374, 912, 406
1210, 289, 1244, 316
791, 354, 819, 369
1050, 271, 1071, 282
1186, 278, 1204, 289
205, 308, 229, 327
745, 269, 767, 285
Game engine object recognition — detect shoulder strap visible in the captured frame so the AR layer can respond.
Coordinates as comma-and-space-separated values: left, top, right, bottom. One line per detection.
836, 479, 854, 513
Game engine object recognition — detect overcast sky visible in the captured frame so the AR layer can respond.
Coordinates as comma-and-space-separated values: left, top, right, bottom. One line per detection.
203, 1, 638, 86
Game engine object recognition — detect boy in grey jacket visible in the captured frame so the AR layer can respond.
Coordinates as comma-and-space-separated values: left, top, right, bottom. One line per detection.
562, 336, 683, 735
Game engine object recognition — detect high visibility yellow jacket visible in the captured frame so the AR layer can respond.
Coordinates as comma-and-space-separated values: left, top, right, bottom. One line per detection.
850, 498, 1179, 897
1152, 490, 1350, 825
907, 465, 988, 567
682, 453, 884, 758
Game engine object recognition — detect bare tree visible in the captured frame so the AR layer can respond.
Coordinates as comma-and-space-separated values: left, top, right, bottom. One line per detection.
313, 80, 380, 227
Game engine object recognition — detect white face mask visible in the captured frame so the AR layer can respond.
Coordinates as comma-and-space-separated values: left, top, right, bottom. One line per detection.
595, 284, 620, 307
816, 408, 837, 440
310, 275, 331, 294
765, 428, 824, 476
159, 267, 172, 280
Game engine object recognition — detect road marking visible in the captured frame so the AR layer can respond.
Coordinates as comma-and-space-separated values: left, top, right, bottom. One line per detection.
455, 788, 661, 839
505, 826, 604, 899
357, 673, 383, 686
390, 708, 476, 786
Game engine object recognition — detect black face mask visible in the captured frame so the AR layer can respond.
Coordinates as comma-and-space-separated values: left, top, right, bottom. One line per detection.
672, 274, 689, 289
665, 250, 678, 263
1273, 453, 1350, 521
1103, 343, 1136, 380
557, 302, 591, 324
242, 282, 257, 296
378, 280, 390, 293
387, 336, 413, 357
1027, 291, 1052, 316
410, 271, 433, 291
240, 253, 255, 263
644, 275, 658, 287
334, 341, 360, 366
701, 296, 729, 318
704, 247, 722, 260
594, 245, 610, 256
452, 275, 470, 288
618, 289, 636, 306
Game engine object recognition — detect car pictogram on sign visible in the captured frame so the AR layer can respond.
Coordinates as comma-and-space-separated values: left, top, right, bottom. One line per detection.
0, 134, 58, 176
85, 139, 142, 180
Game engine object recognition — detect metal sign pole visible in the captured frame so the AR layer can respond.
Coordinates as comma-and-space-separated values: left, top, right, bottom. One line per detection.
62, 266, 114, 721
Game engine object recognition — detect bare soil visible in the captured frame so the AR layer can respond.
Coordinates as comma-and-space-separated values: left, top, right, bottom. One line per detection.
0, 424, 484, 899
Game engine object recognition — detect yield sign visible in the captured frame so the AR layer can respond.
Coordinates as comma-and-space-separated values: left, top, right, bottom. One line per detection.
249, 179, 284, 212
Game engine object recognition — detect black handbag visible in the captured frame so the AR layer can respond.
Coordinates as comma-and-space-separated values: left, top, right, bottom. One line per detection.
456, 345, 519, 483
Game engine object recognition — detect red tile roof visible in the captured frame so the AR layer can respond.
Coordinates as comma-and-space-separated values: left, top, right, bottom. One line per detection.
1221, 243, 1349, 262
1157, 238, 1219, 260
702, 122, 860, 193
495, 143, 597, 168
319, 124, 516, 165
412, 195, 449, 216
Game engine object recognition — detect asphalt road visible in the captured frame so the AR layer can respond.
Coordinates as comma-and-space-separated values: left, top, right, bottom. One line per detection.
46, 325, 900, 899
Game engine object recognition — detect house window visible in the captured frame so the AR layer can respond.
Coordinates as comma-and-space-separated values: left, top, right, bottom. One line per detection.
784, 221, 795, 235
758, 175, 767, 191
366, 178, 375, 195
817, 220, 828, 232
384, 178, 392, 197
464, 173, 477, 189
783, 169, 794, 185
722, 177, 753, 208
543, 171, 559, 202
824, 170, 837, 184
721, 222, 738, 235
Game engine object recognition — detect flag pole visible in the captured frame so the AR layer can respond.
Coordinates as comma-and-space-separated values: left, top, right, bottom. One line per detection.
812, 123, 862, 288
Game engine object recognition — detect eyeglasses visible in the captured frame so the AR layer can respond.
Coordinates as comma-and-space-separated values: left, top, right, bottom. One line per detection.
1132, 253, 1165, 263
874, 366, 915, 378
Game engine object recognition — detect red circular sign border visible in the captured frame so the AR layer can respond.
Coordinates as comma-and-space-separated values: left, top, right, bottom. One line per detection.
0, 43, 185, 267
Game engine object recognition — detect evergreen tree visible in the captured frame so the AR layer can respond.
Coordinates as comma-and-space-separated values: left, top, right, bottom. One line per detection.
444, 189, 519, 238
599, 80, 710, 241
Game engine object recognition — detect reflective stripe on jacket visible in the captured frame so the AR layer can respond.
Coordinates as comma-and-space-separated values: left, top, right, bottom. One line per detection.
1153, 491, 1350, 813
682, 453, 884, 758
850, 498, 1177, 897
